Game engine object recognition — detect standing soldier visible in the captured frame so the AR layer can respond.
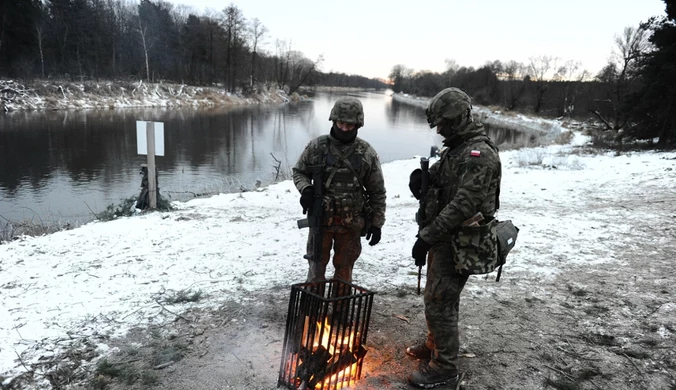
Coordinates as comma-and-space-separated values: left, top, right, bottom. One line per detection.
292, 96, 386, 283
406, 88, 502, 388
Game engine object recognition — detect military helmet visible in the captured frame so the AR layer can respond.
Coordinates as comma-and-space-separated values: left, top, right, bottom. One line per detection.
329, 97, 364, 127
425, 87, 472, 128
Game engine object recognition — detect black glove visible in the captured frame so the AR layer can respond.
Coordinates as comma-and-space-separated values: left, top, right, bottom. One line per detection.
300, 187, 314, 214
365, 226, 381, 246
412, 236, 432, 267
409, 169, 422, 200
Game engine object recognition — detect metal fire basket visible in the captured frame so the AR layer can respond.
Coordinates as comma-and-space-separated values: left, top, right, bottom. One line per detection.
278, 279, 375, 390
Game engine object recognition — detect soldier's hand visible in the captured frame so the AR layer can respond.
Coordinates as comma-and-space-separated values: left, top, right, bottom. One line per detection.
409, 169, 422, 199
412, 236, 432, 266
300, 188, 314, 214
365, 226, 381, 246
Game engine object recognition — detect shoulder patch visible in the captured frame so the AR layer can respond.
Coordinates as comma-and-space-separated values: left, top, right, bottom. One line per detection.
470, 150, 481, 157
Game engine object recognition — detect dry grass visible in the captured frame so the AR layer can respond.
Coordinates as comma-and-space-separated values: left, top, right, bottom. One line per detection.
4, 79, 288, 112
554, 130, 574, 145
0, 218, 71, 244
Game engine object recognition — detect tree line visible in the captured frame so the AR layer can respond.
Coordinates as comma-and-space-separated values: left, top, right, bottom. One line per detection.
389, 0, 675, 148
0, 0, 387, 94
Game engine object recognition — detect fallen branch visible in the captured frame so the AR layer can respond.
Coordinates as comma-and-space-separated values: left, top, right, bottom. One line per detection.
543, 364, 576, 381
14, 350, 32, 373
392, 314, 409, 322
153, 361, 176, 370
154, 299, 192, 322
622, 352, 645, 378
110, 358, 142, 365
588, 109, 614, 131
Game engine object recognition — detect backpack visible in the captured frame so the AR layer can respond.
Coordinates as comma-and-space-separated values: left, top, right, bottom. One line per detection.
494, 219, 519, 282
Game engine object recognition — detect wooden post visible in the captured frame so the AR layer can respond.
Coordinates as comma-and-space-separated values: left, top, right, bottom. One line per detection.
146, 121, 157, 209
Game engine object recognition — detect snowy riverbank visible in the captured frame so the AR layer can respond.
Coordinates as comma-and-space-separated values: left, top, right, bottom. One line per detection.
392, 92, 565, 143
1, 125, 675, 388
0, 79, 294, 112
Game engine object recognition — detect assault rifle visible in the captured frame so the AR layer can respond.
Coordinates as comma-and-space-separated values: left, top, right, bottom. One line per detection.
417, 157, 430, 295
297, 165, 324, 262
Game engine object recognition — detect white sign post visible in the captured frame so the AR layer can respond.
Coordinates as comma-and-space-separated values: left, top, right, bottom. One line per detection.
136, 121, 165, 209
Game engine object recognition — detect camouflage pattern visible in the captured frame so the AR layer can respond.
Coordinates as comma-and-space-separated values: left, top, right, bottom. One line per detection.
305, 225, 362, 283
414, 103, 502, 376
328, 97, 365, 127
293, 133, 386, 282
417, 120, 502, 275
425, 88, 472, 129
293, 134, 386, 229
422, 249, 469, 376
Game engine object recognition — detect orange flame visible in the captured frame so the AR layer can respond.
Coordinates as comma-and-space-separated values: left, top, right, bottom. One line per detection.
297, 316, 361, 389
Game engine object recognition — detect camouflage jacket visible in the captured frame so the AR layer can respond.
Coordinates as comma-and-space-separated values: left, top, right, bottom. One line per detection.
293, 134, 386, 229
418, 121, 502, 274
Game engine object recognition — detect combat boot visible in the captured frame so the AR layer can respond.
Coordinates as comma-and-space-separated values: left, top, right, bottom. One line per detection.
408, 364, 459, 389
406, 343, 432, 360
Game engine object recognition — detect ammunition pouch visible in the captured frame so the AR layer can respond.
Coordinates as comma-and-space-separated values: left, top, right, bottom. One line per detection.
450, 218, 500, 276
325, 195, 365, 232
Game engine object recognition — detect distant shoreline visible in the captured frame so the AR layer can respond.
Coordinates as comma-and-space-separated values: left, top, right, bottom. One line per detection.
392, 92, 562, 141
0, 79, 295, 112
0, 80, 393, 113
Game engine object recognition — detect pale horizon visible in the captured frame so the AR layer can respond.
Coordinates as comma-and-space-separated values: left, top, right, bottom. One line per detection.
162, 0, 666, 80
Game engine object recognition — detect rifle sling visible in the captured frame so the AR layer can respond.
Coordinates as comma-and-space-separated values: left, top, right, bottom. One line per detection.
324, 141, 366, 192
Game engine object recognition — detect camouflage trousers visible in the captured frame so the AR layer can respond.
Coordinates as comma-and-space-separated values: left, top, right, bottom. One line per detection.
305, 225, 362, 284
423, 244, 469, 376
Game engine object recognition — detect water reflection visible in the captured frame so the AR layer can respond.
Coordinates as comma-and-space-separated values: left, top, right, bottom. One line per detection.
0, 92, 524, 224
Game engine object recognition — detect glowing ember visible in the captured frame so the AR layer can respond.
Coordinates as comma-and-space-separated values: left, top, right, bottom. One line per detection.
278, 280, 374, 390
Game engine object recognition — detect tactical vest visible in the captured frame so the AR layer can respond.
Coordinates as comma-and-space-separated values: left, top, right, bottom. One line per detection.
318, 135, 368, 228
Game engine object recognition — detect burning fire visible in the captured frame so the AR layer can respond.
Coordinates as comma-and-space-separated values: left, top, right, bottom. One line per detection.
312, 317, 358, 388
294, 316, 366, 390
279, 281, 374, 390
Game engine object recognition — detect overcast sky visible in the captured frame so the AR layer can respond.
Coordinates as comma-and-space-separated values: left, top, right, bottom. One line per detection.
163, 0, 667, 79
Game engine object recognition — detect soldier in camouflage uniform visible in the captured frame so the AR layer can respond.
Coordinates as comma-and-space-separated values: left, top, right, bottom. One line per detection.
292, 97, 386, 283
406, 88, 502, 388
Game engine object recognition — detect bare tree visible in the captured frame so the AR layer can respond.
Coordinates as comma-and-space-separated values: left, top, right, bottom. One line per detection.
0, 10, 5, 55
170, 4, 195, 26
443, 58, 460, 83
528, 55, 558, 113
503, 60, 525, 110
106, 0, 134, 77
288, 53, 322, 95
591, 25, 650, 131
274, 38, 291, 90
137, 15, 151, 81
35, 22, 45, 78
221, 4, 246, 93
247, 17, 267, 90
553, 60, 584, 116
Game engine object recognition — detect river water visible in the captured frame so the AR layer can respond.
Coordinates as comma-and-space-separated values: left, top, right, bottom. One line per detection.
0, 91, 524, 226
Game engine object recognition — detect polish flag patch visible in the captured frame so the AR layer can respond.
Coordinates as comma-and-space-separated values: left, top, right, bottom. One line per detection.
470, 150, 481, 157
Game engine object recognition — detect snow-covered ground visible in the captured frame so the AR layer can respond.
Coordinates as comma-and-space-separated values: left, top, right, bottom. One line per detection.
2, 115, 676, 388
